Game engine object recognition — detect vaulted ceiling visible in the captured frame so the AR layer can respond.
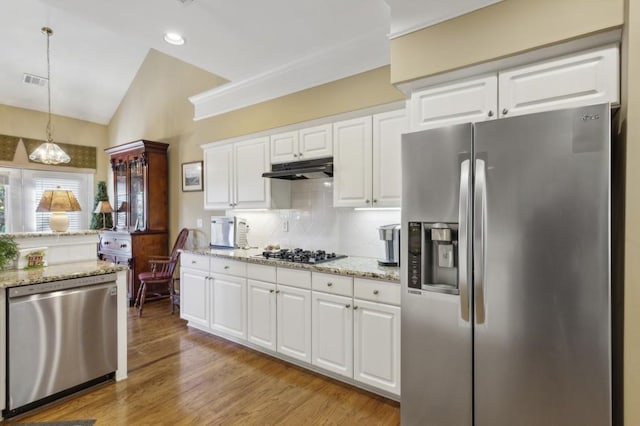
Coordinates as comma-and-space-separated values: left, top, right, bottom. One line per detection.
0, 0, 501, 125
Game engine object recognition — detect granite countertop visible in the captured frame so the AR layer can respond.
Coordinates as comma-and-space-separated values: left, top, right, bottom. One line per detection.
182, 248, 400, 282
0, 260, 128, 288
8, 230, 101, 239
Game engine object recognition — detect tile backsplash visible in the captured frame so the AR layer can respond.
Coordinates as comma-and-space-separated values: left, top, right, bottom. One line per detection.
231, 178, 400, 259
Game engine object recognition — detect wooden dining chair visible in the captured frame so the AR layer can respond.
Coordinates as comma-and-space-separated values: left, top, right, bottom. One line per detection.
135, 228, 189, 317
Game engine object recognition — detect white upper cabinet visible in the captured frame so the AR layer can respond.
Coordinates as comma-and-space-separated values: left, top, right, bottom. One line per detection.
234, 137, 271, 208
204, 144, 233, 209
372, 109, 407, 207
270, 124, 332, 164
498, 45, 619, 118
333, 116, 373, 208
408, 46, 619, 131
410, 75, 497, 131
204, 137, 287, 210
334, 110, 406, 208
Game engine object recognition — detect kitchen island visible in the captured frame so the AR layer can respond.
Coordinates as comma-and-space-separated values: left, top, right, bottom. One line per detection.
180, 247, 401, 399
0, 260, 129, 419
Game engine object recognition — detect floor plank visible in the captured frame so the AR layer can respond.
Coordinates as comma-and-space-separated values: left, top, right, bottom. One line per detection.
7, 301, 400, 425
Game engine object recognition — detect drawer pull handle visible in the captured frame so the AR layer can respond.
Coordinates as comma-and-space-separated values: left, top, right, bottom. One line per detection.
191, 260, 197, 264
269, 289, 275, 293
276, 290, 281, 294
345, 304, 351, 309
354, 306, 359, 310
224, 265, 230, 269
373, 290, 379, 295
327, 282, 333, 287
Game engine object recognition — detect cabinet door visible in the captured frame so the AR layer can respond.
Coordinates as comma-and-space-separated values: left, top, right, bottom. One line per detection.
270, 131, 299, 164
180, 268, 209, 328
298, 124, 333, 160
333, 116, 373, 208
372, 109, 407, 207
276, 285, 312, 363
311, 291, 353, 378
498, 46, 619, 118
247, 279, 277, 351
210, 274, 247, 339
204, 145, 233, 209
409, 75, 497, 131
234, 137, 270, 208
353, 299, 401, 395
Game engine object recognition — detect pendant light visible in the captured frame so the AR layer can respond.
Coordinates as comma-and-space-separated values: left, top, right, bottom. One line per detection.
29, 27, 71, 165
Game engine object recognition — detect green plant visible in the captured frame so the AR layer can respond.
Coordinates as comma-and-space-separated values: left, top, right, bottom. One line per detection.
0, 234, 19, 270
90, 181, 113, 230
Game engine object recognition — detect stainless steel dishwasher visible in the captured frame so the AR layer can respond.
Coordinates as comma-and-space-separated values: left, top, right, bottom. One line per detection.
5, 273, 118, 417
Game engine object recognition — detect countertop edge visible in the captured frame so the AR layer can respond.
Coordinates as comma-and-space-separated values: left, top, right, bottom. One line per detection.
0, 261, 129, 288
180, 248, 400, 283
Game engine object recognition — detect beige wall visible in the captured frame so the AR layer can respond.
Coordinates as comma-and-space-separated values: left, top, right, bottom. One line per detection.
622, 0, 640, 423
195, 66, 404, 143
108, 50, 404, 243
107, 48, 226, 244
0, 104, 109, 179
390, 0, 624, 84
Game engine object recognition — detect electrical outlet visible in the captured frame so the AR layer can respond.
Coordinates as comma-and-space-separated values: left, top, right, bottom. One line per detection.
282, 220, 289, 232
196, 218, 203, 228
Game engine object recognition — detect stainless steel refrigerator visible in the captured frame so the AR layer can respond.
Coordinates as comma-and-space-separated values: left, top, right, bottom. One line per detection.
400, 103, 611, 426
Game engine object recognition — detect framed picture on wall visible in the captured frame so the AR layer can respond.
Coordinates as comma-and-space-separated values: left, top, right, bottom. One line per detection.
182, 161, 203, 192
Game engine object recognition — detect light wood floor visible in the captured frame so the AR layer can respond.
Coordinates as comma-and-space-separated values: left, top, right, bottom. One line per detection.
8, 300, 400, 425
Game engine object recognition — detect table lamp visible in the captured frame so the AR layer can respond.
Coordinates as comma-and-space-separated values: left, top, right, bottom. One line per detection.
93, 200, 114, 230
36, 186, 82, 232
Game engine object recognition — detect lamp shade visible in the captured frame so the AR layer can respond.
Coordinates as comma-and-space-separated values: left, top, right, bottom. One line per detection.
36, 187, 82, 213
93, 200, 114, 214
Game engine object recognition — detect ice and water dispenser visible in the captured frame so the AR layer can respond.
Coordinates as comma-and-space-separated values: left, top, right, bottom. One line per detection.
407, 222, 459, 294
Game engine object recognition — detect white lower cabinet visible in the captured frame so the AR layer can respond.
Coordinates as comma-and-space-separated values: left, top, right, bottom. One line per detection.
180, 268, 209, 328
181, 256, 401, 398
247, 279, 277, 351
277, 284, 312, 363
210, 273, 247, 339
353, 299, 401, 395
311, 291, 353, 378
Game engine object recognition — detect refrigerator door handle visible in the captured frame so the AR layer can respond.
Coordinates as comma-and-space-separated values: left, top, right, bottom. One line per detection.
458, 159, 470, 322
474, 158, 487, 324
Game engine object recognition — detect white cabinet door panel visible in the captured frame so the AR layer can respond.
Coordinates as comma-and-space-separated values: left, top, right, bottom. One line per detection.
234, 137, 270, 208
499, 46, 619, 118
299, 124, 332, 160
372, 109, 407, 207
333, 116, 373, 207
276, 285, 311, 363
270, 131, 299, 164
410, 75, 497, 131
311, 291, 353, 378
204, 145, 233, 209
354, 299, 401, 395
210, 274, 247, 339
180, 268, 209, 328
247, 279, 277, 351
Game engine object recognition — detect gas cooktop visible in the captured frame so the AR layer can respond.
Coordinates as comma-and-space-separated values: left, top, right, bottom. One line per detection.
258, 248, 346, 264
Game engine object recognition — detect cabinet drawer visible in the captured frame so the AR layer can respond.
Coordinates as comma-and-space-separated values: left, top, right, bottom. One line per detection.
277, 267, 311, 289
247, 263, 277, 283
354, 278, 400, 305
312, 272, 353, 297
211, 258, 247, 277
181, 253, 210, 273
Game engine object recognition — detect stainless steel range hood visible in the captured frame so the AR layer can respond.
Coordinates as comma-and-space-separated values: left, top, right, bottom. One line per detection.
262, 157, 333, 180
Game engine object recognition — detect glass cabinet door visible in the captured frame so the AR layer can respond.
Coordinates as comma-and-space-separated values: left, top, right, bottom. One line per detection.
129, 158, 146, 231
114, 161, 128, 230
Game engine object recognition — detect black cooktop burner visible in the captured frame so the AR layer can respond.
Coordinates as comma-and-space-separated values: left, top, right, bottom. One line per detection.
260, 248, 347, 264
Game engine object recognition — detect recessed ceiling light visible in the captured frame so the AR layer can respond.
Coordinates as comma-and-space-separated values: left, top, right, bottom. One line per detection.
164, 32, 185, 46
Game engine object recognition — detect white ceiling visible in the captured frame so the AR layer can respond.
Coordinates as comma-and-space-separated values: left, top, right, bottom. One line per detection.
0, 0, 501, 126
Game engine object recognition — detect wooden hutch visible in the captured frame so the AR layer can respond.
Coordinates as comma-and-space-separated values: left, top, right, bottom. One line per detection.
98, 140, 169, 305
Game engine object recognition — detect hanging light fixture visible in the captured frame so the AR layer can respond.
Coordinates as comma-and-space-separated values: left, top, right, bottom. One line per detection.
29, 27, 71, 165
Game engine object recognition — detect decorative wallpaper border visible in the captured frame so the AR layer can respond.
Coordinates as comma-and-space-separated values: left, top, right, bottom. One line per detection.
0, 134, 97, 169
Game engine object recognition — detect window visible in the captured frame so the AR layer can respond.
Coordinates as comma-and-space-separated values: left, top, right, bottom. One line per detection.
0, 167, 94, 233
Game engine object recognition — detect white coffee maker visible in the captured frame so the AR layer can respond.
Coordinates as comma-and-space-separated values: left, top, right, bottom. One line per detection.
378, 224, 401, 266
